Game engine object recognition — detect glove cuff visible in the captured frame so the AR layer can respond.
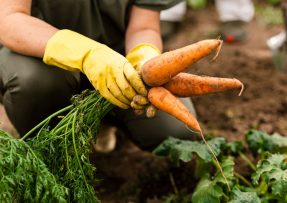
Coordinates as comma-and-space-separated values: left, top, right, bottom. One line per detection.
126, 43, 160, 71
43, 29, 103, 72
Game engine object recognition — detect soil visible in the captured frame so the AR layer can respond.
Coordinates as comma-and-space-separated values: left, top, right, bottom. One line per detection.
91, 4, 287, 203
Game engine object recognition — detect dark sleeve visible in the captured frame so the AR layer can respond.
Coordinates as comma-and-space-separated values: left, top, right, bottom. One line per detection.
134, 0, 184, 11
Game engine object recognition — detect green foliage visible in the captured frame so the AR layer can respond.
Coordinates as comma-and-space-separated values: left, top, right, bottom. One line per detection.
223, 141, 244, 155
186, 0, 208, 10
228, 187, 260, 203
246, 129, 287, 154
0, 90, 113, 202
0, 131, 67, 202
153, 136, 226, 165
256, 4, 284, 25
26, 90, 112, 202
191, 177, 223, 203
192, 157, 235, 203
154, 130, 287, 203
252, 153, 287, 199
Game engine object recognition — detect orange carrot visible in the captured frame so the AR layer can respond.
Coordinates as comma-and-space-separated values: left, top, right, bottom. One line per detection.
148, 87, 201, 132
163, 72, 244, 97
141, 39, 222, 86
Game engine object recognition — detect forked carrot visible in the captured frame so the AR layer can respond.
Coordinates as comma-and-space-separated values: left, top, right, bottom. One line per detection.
163, 72, 244, 97
141, 39, 223, 86
148, 87, 230, 190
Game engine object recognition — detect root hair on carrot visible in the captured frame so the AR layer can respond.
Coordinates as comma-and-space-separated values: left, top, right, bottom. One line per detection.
212, 39, 223, 61
186, 127, 231, 191
238, 83, 245, 96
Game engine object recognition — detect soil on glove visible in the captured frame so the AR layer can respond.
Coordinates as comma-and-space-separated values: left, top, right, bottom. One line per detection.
91, 4, 287, 203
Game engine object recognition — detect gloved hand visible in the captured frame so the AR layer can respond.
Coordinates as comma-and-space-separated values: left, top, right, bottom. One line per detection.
126, 43, 160, 116
126, 43, 160, 73
43, 30, 147, 109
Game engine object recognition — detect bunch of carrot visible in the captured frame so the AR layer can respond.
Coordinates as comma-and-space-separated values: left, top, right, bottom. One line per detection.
139, 39, 244, 189
141, 39, 243, 133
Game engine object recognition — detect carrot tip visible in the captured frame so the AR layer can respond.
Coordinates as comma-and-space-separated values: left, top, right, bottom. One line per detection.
238, 83, 245, 96
185, 125, 201, 134
212, 40, 223, 61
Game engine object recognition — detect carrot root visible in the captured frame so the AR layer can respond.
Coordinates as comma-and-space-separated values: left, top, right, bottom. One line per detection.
212, 39, 223, 61
197, 130, 230, 191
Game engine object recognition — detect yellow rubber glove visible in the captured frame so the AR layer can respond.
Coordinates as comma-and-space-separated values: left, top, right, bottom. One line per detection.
126, 43, 160, 115
126, 43, 160, 74
43, 30, 147, 109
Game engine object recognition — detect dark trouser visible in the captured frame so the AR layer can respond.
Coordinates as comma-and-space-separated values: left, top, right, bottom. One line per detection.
0, 47, 197, 150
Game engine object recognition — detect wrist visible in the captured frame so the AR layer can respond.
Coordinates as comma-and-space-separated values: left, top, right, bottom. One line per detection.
43, 29, 105, 72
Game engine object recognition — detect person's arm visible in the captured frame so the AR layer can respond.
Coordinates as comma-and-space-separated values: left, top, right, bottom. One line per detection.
0, 0, 58, 57
125, 6, 163, 53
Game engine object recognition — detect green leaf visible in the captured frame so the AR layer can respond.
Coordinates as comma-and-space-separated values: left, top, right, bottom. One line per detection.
192, 176, 224, 203
192, 157, 235, 203
252, 153, 287, 198
245, 130, 287, 154
153, 137, 226, 165
224, 141, 244, 155
228, 187, 260, 203
214, 157, 235, 186
194, 158, 213, 179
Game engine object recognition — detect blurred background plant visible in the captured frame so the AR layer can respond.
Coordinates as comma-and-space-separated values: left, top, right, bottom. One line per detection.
256, 1, 284, 25
186, 0, 208, 10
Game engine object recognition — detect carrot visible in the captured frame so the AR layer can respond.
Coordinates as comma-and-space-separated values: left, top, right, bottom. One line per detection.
141, 39, 222, 86
148, 87, 230, 190
163, 72, 244, 97
148, 87, 201, 132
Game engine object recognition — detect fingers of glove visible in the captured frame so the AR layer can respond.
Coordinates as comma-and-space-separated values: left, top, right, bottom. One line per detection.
145, 104, 157, 118
107, 67, 130, 105
96, 71, 129, 109
123, 63, 148, 96
131, 101, 145, 110
133, 95, 149, 106
133, 61, 144, 73
111, 65, 136, 101
132, 105, 157, 117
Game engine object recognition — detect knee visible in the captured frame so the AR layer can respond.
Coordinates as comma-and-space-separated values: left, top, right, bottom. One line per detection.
17, 68, 60, 97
